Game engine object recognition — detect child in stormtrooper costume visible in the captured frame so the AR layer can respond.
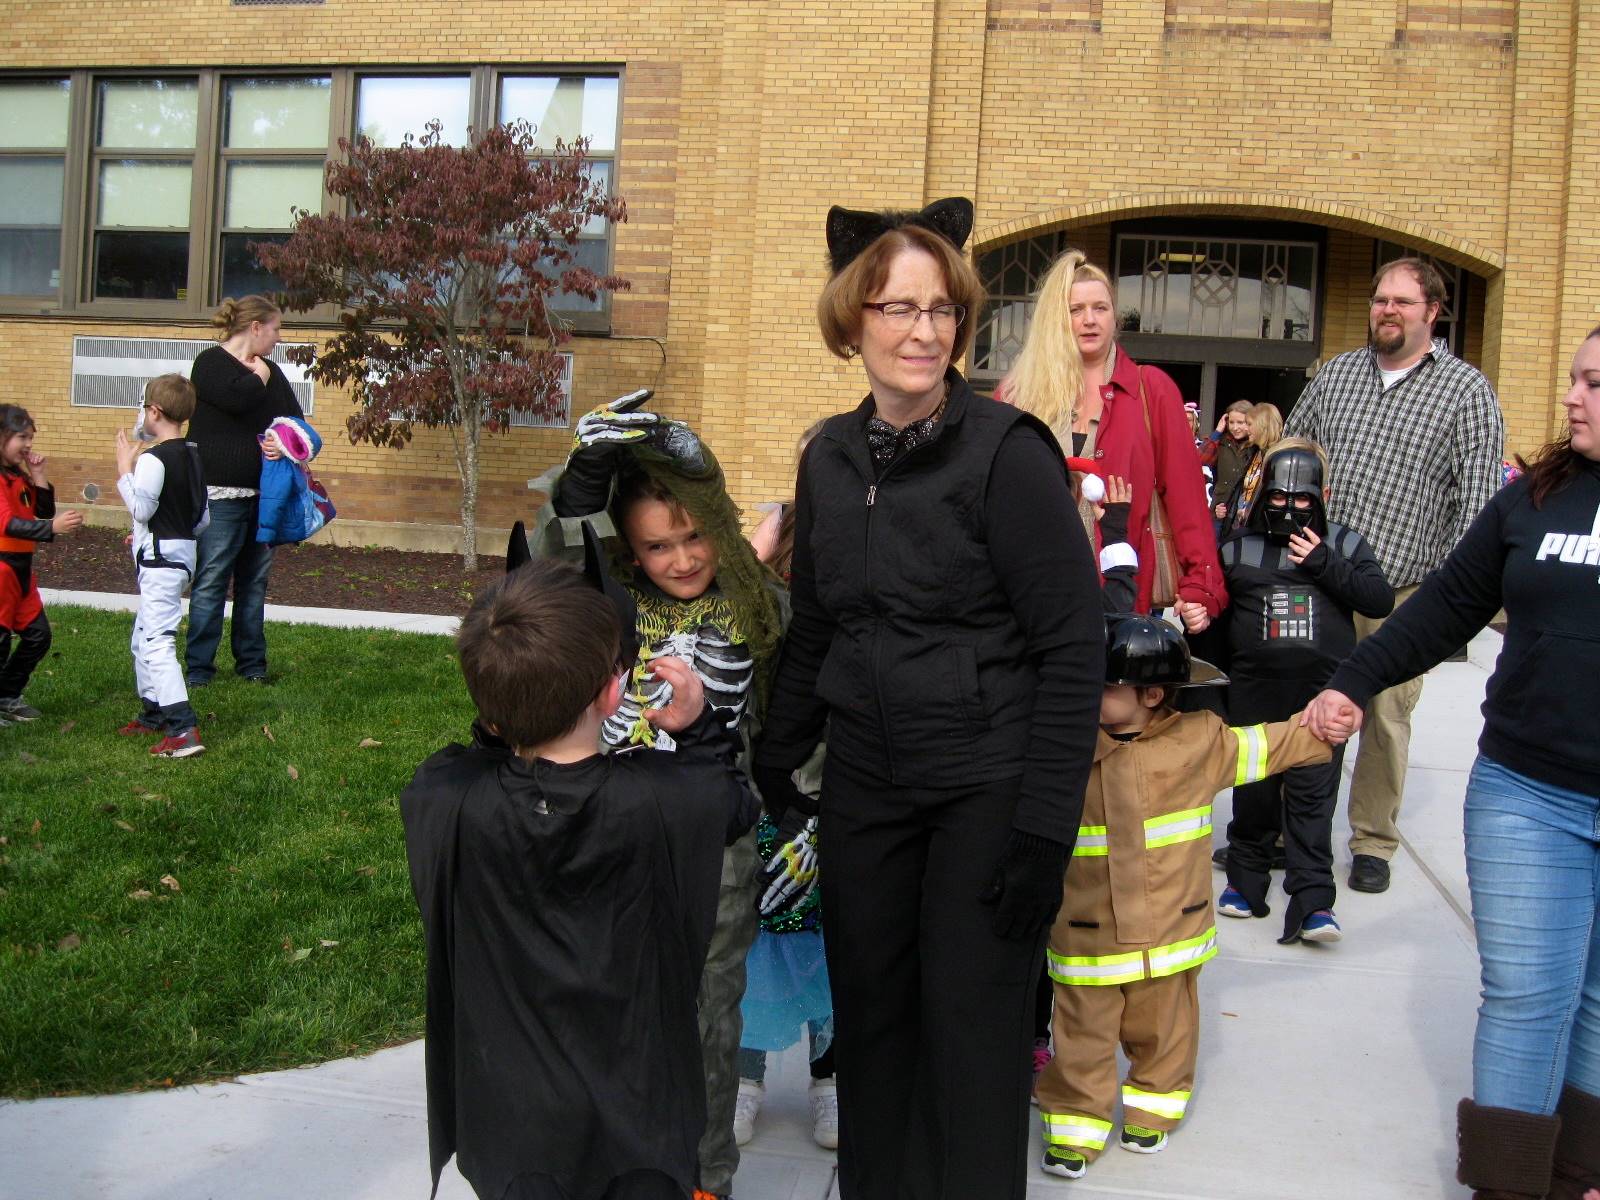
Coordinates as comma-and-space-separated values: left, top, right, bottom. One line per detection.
115, 374, 209, 756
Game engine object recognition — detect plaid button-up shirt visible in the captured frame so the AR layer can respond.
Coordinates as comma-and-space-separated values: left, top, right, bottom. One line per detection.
1283, 338, 1503, 587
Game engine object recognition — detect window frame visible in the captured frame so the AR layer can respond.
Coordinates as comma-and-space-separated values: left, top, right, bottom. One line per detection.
0, 64, 624, 332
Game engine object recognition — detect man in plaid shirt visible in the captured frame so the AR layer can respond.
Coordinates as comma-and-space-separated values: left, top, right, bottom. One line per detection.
1283, 257, 1503, 895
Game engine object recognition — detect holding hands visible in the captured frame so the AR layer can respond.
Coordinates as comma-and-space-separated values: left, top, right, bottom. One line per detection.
1176, 599, 1210, 634
1302, 688, 1362, 745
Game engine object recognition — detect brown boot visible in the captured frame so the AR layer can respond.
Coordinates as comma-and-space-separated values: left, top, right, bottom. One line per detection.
1458, 1097, 1561, 1198
1552, 1085, 1600, 1200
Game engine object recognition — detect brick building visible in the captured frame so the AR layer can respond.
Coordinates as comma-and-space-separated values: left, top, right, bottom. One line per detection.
3, 0, 1596, 548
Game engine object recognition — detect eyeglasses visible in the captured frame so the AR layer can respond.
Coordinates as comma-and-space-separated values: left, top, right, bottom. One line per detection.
861, 301, 966, 329
1370, 296, 1428, 311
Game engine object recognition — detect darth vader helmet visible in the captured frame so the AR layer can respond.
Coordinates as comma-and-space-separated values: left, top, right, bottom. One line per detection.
1246, 443, 1328, 541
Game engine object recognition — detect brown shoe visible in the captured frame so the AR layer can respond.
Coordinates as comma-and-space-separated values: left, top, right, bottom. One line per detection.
1553, 1085, 1600, 1199
1458, 1097, 1561, 1198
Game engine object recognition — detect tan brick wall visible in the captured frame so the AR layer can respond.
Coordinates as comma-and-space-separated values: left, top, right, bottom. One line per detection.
3, 0, 1597, 540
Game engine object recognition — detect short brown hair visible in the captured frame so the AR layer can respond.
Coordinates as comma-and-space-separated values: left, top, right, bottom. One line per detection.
817, 224, 985, 363
144, 374, 196, 425
455, 559, 621, 750
611, 466, 690, 535
212, 294, 282, 339
1372, 257, 1446, 311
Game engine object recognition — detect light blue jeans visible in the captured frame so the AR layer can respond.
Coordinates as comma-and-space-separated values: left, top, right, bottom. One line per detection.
1466, 755, 1600, 1114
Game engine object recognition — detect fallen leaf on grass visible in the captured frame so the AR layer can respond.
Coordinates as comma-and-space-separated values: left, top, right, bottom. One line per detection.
262, 724, 276, 743
159, 875, 181, 893
355, 866, 377, 877
58, 721, 76, 734
56, 933, 81, 952
290, 947, 312, 963
101, 804, 118, 814
357, 738, 382, 749
319, 939, 340, 948
286, 764, 300, 781
128, 889, 152, 900
29, 820, 40, 836
113, 819, 135, 832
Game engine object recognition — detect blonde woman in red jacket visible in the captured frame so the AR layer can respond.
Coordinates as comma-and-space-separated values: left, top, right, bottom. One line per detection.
1000, 251, 1226, 618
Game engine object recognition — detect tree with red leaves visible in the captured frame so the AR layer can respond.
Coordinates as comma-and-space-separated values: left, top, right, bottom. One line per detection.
256, 120, 627, 565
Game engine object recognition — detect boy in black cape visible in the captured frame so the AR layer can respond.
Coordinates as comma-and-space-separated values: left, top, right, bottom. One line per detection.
400, 546, 758, 1200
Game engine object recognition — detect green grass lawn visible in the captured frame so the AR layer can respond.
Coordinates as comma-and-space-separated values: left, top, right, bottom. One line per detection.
0, 605, 474, 1098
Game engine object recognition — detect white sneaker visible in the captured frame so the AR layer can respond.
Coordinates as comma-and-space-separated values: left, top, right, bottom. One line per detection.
732, 1078, 764, 1147
809, 1077, 839, 1150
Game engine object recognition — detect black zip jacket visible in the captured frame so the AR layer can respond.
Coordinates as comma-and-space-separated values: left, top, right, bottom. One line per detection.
756, 372, 1104, 844
1326, 461, 1600, 795
188, 345, 304, 489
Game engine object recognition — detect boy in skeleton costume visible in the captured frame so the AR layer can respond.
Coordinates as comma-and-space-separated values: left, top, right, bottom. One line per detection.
532, 393, 785, 1200
1181, 438, 1393, 944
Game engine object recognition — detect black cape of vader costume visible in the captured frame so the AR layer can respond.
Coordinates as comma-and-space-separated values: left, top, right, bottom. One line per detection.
401, 720, 755, 1200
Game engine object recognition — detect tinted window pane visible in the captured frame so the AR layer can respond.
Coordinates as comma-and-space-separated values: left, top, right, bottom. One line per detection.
500, 76, 618, 152
93, 230, 188, 299
98, 79, 198, 149
225, 161, 324, 228
0, 79, 71, 149
546, 237, 609, 313
221, 232, 289, 298
0, 230, 61, 295
0, 157, 65, 224
356, 76, 469, 147
98, 160, 191, 227
224, 77, 332, 149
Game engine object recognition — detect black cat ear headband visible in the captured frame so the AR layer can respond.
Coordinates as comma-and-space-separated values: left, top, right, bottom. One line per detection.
825, 196, 975, 275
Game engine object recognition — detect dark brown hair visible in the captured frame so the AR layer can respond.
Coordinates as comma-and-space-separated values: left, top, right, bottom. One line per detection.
1518, 323, 1600, 508
212, 294, 282, 339
1372, 257, 1447, 311
455, 559, 621, 750
0, 404, 36, 441
817, 224, 985, 363
144, 374, 196, 425
611, 466, 691, 539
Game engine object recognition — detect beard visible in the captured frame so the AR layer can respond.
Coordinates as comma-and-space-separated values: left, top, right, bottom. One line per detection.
1369, 319, 1405, 355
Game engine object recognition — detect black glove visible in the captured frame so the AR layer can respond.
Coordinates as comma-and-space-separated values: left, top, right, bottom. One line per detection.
755, 809, 819, 917
1099, 500, 1130, 549
978, 830, 1069, 941
751, 760, 817, 823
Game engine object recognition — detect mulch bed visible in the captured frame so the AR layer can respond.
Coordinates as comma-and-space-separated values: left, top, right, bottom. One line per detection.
34, 525, 502, 616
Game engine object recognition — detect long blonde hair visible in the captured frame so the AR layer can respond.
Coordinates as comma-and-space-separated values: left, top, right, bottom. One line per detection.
1248, 402, 1284, 450
1001, 250, 1116, 443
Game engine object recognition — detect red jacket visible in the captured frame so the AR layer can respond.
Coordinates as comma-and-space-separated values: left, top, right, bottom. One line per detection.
1090, 353, 1227, 616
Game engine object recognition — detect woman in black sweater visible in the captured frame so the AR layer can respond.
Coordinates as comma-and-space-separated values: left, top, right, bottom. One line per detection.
752, 199, 1103, 1200
185, 295, 303, 685
1307, 327, 1600, 1200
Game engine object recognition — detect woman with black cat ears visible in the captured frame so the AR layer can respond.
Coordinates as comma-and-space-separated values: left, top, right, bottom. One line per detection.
753, 199, 1104, 1198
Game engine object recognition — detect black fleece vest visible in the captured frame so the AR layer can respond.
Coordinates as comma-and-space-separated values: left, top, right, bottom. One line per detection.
146, 440, 206, 543
802, 376, 1058, 787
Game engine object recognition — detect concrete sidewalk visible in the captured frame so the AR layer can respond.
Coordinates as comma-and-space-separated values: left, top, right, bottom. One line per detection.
3, 600, 1497, 1199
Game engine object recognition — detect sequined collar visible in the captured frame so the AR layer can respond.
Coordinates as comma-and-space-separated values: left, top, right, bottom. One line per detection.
865, 385, 950, 472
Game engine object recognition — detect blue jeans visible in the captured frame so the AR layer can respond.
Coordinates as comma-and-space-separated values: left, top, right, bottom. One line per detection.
184, 496, 274, 683
1466, 755, 1600, 1114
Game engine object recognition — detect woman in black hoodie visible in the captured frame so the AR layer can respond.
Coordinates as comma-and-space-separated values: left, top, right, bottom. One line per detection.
1308, 327, 1600, 1200
752, 199, 1103, 1200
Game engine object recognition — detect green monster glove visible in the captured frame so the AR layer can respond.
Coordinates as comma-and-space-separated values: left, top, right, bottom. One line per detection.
756, 809, 819, 918
554, 388, 655, 517
979, 830, 1070, 941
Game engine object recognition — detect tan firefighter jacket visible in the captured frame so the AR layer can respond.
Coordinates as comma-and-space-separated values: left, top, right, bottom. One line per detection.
1047, 708, 1333, 987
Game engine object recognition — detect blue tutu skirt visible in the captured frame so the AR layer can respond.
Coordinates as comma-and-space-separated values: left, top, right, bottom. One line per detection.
740, 928, 834, 1056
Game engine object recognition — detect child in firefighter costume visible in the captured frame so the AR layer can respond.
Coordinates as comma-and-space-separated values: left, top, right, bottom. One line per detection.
531, 391, 788, 1200
1034, 614, 1344, 1178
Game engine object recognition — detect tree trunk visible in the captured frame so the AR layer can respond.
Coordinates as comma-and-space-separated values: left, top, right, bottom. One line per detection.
459, 405, 480, 569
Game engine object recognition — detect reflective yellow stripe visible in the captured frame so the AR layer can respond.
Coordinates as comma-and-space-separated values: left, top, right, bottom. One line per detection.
1121, 1086, 1190, 1121
1147, 928, 1218, 978
1073, 824, 1108, 857
1144, 805, 1213, 849
1046, 946, 1146, 986
1231, 723, 1270, 786
1040, 1111, 1113, 1149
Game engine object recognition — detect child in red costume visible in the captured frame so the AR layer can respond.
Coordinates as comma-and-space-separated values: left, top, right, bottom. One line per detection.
0, 405, 83, 725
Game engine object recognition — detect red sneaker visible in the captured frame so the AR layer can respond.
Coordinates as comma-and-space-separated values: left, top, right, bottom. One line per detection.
118, 720, 160, 738
150, 728, 204, 758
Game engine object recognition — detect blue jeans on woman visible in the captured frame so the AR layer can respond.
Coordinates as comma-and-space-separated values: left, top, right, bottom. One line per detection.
184, 496, 274, 685
1466, 754, 1600, 1114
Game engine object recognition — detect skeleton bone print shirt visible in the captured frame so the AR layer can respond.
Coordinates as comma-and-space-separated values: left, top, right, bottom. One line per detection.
601, 587, 755, 753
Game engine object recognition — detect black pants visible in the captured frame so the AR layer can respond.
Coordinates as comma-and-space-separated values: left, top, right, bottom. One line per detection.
1224, 675, 1343, 939
501, 1170, 684, 1199
0, 612, 50, 700
820, 759, 1041, 1200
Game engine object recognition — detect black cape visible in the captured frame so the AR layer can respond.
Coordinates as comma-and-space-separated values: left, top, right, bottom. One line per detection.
400, 724, 754, 1200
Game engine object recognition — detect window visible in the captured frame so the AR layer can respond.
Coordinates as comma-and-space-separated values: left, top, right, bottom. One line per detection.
219, 76, 332, 297
0, 78, 71, 297
0, 66, 622, 326
1113, 235, 1318, 342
